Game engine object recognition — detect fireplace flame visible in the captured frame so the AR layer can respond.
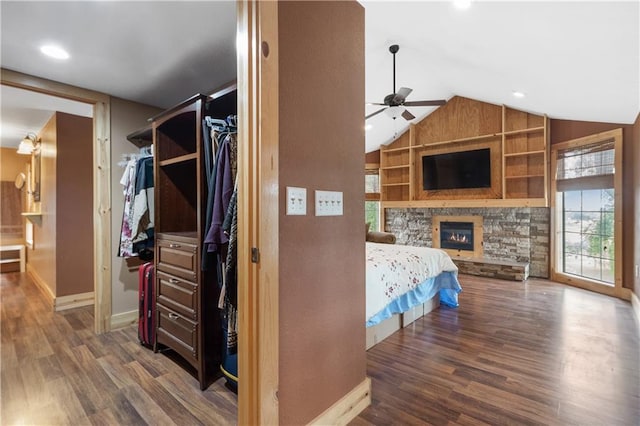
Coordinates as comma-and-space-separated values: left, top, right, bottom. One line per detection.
448, 233, 469, 244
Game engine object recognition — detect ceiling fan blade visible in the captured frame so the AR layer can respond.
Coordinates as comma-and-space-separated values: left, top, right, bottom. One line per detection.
366, 102, 387, 106
393, 87, 413, 104
401, 109, 415, 121
403, 99, 447, 107
366, 108, 387, 120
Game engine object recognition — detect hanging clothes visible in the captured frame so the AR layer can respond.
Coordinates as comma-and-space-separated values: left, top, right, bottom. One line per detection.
201, 114, 239, 361
117, 149, 154, 258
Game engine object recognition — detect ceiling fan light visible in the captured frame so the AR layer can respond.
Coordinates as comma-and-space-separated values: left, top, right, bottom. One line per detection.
385, 106, 403, 119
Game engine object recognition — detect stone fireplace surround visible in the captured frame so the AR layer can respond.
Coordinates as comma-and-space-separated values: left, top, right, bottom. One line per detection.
385, 207, 550, 278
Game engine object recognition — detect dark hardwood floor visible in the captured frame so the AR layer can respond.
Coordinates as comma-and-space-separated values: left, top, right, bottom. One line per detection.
2, 272, 638, 425
354, 275, 640, 425
0, 272, 237, 425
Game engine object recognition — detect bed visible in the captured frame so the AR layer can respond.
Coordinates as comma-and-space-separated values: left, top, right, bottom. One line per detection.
365, 242, 462, 349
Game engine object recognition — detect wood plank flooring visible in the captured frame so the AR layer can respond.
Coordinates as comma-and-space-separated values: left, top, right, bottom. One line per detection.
0, 272, 237, 425
2, 272, 639, 425
353, 275, 640, 425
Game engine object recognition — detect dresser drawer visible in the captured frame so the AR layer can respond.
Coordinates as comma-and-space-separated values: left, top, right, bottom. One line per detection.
157, 304, 198, 361
157, 271, 197, 320
157, 238, 197, 281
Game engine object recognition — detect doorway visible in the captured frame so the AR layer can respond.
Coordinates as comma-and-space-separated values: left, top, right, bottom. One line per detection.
1, 69, 111, 333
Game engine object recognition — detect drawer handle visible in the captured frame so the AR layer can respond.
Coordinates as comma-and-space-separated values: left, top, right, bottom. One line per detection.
168, 278, 180, 284
169, 243, 181, 249
168, 313, 180, 321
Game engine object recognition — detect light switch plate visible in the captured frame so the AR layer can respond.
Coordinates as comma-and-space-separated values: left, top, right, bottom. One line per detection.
286, 186, 306, 215
315, 190, 343, 216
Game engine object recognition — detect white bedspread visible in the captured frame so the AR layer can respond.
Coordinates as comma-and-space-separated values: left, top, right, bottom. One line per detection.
366, 242, 458, 321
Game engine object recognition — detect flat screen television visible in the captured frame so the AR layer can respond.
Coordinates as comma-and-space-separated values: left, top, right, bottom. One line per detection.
422, 148, 491, 190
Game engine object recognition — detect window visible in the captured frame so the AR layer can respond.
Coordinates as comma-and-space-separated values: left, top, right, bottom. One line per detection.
365, 165, 380, 231
551, 129, 623, 296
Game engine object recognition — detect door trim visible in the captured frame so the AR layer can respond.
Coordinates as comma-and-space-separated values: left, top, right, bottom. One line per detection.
237, 1, 280, 424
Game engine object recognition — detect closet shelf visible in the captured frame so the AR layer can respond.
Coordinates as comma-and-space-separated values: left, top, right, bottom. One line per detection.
127, 125, 153, 147
159, 153, 197, 167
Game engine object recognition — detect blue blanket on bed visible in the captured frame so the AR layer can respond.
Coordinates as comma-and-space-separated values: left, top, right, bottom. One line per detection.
366, 271, 462, 327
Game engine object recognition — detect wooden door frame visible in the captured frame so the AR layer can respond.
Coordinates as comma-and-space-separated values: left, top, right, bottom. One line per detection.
1, 68, 112, 333
237, 1, 279, 423
550, 128, 630, 300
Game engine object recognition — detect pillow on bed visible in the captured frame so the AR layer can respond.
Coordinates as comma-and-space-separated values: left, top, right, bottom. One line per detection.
366, 231, 396, 244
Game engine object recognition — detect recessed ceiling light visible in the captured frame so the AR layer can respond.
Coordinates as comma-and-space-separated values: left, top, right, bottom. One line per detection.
40, 45, 70, 60
453, 0, 472, 10
365, 124, 373, 131
512, 91, 526, 98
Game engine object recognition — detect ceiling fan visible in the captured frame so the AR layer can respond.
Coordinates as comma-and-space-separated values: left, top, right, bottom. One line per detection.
366, 44, 446, 121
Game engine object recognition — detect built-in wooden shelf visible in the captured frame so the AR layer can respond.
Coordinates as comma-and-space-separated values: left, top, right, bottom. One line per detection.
503, 150, 546, 158
382, 146, 410, 153
158, 153, 197, 167
378, 97, 549, 210
505, 174, 544, 179
381, 165, 409, 170
382, 183, 410, 187
21, 212, 42, 225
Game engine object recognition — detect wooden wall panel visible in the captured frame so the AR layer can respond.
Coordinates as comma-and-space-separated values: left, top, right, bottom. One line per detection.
414, 96, 502, 144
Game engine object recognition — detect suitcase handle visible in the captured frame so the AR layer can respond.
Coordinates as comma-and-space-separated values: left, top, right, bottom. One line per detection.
169, 278, 180, 284
169, 243, 181, 249
168, 312, 180, 321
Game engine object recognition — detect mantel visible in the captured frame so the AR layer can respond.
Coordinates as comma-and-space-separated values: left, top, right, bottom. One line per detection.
382, 198, 548, 209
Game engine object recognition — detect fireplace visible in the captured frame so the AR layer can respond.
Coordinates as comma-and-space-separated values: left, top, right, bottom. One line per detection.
440, 221, 474, 251
433, 215, 483, 257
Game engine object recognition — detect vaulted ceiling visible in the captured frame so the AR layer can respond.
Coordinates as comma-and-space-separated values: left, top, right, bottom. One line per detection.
1, 1, 638, 152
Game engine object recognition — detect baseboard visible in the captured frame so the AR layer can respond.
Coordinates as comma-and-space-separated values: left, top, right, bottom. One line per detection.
54, 291, 94, 311
26, 264, 54, 306
631, 291, 640, 340
110, 309, 138, 330
308, 377, 371, 426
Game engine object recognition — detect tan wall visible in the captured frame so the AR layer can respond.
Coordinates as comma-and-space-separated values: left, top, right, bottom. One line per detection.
110, 97, 161, 315
26, 112, 93, 297
550, 119, 635, 291
29, 113, 57, 295
0, 147, 29, 181
55, 112, 93, 296
278, 2, 366, 424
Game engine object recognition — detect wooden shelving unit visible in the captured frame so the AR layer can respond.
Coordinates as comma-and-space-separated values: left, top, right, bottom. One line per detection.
378, 97, 549, 207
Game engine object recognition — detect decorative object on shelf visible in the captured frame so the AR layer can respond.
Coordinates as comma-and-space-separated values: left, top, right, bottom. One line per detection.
366, 45, 446, 121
